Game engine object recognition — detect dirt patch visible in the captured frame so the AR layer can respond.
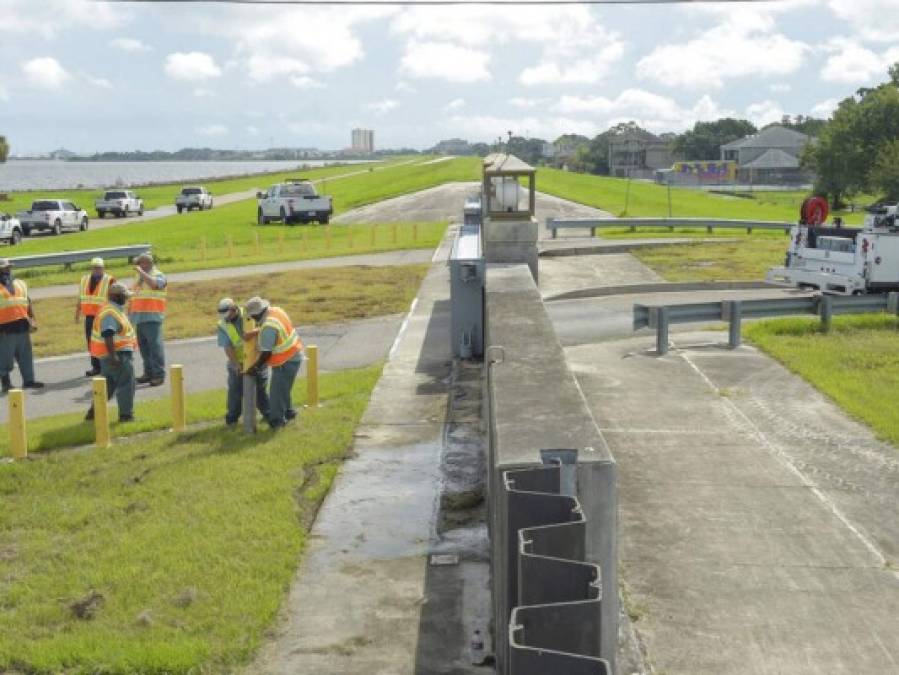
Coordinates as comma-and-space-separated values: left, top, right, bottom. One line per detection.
69, 590, 104, 620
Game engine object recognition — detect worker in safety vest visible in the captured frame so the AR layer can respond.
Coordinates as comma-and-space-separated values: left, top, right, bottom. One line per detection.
244, 296, 303, 430
130, 252, 167, 387
217, 297, 270, 427
85, 282, 137, 423
0, 258, 44, 393
75, 257, 115, 377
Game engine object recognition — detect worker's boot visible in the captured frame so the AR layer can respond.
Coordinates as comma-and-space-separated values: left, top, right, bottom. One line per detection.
1, 375, 10, 394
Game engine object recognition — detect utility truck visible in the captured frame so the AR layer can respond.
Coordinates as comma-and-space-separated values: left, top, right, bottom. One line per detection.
767, 197, 899, 294
256, 178, 332, 225
95, 189, 144, 218
0, 212, 24, 245
16, 199, 89, 236
175, 186, 213, 213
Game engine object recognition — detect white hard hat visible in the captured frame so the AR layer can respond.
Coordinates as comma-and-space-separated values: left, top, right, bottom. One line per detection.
245, 296, 270, 315
90, 257, 104, 267
217, 297, 236, 314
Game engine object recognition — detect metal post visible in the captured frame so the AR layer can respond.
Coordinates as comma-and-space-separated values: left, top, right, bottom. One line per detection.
92, 378, 110, 448
819, 295, 834, 333
725, 300, 742, 348
307, 344, 319, 407
655, 307, 670, 356
8, 389, 27, 459
243, 331, 259, 434
171, 365, 186, 432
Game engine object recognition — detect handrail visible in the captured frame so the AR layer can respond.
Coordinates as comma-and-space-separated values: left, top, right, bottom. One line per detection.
547, 217, 793, 238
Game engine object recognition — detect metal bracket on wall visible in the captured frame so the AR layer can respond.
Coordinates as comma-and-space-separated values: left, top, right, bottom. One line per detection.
503, 451, 609, 674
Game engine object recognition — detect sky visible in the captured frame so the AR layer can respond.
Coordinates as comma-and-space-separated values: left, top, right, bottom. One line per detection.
1, 0, 898, 154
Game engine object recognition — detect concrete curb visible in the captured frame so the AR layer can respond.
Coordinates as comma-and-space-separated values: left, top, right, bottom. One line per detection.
538, 238, 739, 258
544, 280, 779, 302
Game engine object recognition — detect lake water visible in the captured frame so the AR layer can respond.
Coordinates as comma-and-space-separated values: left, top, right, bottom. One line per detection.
0, 159, 365, 191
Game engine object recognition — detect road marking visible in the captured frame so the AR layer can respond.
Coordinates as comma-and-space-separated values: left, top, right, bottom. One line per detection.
679, 348, 899, 580
388, 298, 418, 361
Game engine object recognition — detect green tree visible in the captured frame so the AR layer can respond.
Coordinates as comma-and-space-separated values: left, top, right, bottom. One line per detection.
0, 135, 8, 163
870, 139, 899, 200
670, 118, 757, 160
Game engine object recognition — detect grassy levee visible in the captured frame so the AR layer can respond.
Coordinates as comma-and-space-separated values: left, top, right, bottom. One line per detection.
0, 364, 381, 672
631, 239, 789, 282
30, 264, 427, 358
1, 157, 416, 213
745, 315, 899, 447
534, 167, 869, 226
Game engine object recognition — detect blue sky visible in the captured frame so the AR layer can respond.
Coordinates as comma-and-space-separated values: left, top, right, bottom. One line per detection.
1, 0, 898, 154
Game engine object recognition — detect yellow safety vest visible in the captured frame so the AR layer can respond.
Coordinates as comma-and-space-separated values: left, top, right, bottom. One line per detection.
0, 280, 29, 324
262, 306, 301, 367
130, 267, 167, 315
79, 273, 113, 317
90, 302, 137, 357
219, 307, 246, 363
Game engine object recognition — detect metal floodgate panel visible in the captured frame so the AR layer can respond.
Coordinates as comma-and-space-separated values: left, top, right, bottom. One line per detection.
503, 451, 610, 674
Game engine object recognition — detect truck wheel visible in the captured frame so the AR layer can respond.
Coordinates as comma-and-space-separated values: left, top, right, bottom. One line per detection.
10, 230, 21, 246
80, 217, 88, 231
22, 227, 31, 237
257, 208, 266, 225
52, 219, 62, 236
319, 214, 330, 225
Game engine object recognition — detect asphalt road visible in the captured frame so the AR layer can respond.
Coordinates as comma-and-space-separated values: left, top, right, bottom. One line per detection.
2, 313, 404, 422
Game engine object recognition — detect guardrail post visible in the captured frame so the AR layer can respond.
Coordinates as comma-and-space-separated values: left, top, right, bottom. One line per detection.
548, 218, 557, 239
654, 308, 670, 356
92, 378, 110, 449
707, 225, 713, 233
8, 389, 27, 459
171, 365, 186, 432
306, 345, 319, 407
819, 295, 834, 333
724, 300, 742, 348
590, 226, 596, 237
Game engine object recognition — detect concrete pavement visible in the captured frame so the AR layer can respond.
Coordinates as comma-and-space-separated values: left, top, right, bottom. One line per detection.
566, 333, 899, 673
5, 313, 403, 422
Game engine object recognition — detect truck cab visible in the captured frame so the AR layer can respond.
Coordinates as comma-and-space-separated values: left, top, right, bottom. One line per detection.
96, 190, 144, 218
256, 179, 333, 225
175, 186, 213, 213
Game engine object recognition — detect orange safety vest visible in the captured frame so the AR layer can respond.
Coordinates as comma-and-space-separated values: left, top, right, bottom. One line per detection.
0, 280, 30, 324
130, 267, 167, 315
89, 302, 137, 357
262, 306, 302, 367
79, 273, 113, 317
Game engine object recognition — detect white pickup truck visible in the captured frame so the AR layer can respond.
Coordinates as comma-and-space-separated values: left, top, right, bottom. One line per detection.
16, 199, 89, 236
0, 212, 24, 245
256, 179, 332, 225
95, 189, 144, 218
175, 186, 213, 213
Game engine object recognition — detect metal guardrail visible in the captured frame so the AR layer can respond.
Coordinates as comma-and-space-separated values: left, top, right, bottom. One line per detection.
504, 450, 609, 674
9, 244, 151, 270
547, 217, 793, 238
634, 292, 899, 355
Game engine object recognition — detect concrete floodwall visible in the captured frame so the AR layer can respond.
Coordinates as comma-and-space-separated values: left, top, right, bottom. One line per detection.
485, 264, 618, 673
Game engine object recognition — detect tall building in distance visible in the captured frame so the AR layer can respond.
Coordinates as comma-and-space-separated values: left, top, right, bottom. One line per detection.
351, 128, 375, 154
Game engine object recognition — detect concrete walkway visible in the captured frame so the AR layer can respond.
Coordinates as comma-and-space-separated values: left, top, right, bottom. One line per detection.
250, 231, 475, 673
30, 249, 434, 300
566, 332, 899, 673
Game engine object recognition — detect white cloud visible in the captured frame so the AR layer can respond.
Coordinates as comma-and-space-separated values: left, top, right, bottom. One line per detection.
0, 0, 127, 39
554, 90, 733, 133
395, 81, 416, 93
21, 57, 70, 89
510, 97, 546, 109
820, 38, 899, 84
637, 11, 809, 88
364, 98, 399, 115
81, 72, 112, 89
197, 124, 228, 136
519, 45, 624, 86
770, 83, 792, 93
164, 52, 222, 82
828, 0, 899, 42
290, 75, 323, 90
109, 37, 151, 53
400, 41, 490, 82
811, 98, 840, 118
447, 113, 598, 143
745, 100, 785, 127
445, 98, 466, 111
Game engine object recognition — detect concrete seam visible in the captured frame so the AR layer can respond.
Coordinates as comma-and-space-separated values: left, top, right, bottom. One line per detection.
678, 348, 899, 580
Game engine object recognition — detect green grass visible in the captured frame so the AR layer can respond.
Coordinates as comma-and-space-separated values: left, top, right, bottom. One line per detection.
0, 364, 382, 672
535, 168, 869, 225
31, 264, 427, 358
0, 157, 417, 213
632, 239, 789, 282
745, 315, 899, 447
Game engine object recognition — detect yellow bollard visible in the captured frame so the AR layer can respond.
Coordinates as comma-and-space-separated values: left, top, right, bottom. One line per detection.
171, 365, 186, 432
92, 378, 110, 449
8, 389, 27, 459
370, 224, 376, 247
412, 223, 418, 243
306, 345, 319, 408
391, 223, 397, 245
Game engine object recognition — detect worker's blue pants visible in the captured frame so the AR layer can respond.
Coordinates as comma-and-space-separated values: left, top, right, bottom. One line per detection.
268, 358, 301, 427
0, 331, 35, 384
226, 365, 271, 425
100, 352, 135, 419
136, 321, 165, 381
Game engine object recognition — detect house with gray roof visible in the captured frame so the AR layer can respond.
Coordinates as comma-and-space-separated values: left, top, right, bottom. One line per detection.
608, 129, 673, 179
720, 124, 814, 185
